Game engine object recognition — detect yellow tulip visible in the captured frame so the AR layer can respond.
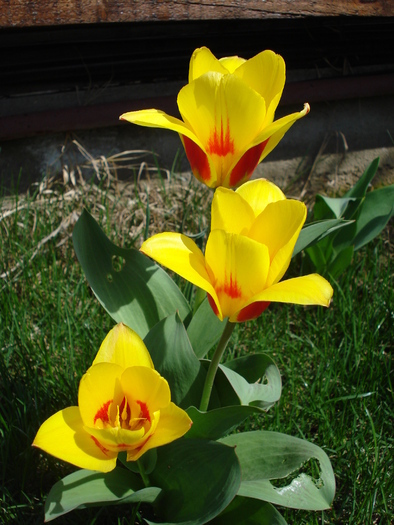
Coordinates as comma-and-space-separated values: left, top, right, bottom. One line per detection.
33, 324, 192, 472
120, 47, 309, 189
141, 179, 333, 322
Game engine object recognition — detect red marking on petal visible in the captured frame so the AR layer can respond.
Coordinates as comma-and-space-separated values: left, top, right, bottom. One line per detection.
223, 275, 241, 299
94, 400, 112, 425
229, 139, 269, 187
207, 294, 219, 316
132, 434, 153, 455
90, 435, 110, 456
137, 401, 150, 422
182, 136, 211, 182
236, 301, 271, 322
207, 118, 235, 157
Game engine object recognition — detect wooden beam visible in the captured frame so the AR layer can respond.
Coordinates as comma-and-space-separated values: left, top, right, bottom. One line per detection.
1, 1, 393, 28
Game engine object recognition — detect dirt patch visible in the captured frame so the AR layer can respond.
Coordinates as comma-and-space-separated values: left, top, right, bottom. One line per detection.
255, 146, 394, 206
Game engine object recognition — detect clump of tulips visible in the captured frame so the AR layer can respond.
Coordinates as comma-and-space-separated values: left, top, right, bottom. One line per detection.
34, 47, 335, 524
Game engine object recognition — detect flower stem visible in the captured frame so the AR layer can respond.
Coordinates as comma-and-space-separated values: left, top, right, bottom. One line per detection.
199, 319, 235, 412
137, 459, 150, 487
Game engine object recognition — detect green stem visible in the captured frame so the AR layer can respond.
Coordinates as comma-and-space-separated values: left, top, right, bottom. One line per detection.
137, 459, 150, 487
199, 319, 235, 412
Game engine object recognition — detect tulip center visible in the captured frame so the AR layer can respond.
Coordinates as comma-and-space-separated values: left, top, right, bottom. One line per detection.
94, 396, 151, 433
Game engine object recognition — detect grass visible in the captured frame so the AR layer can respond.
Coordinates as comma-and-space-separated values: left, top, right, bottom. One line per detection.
0, 162, 392, 524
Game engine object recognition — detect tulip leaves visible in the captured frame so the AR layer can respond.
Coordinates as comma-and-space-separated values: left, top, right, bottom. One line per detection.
45, 442, 242, 525
44, 467, 160, 521
146, 439, 241, 524
220, 353, 282, 409
144, 312, 207, 409
210, 497, 288, 525
301, 157, 394, 278
220, 431, 335, 511
72, 210, 191, 339
187, 297, 226, 359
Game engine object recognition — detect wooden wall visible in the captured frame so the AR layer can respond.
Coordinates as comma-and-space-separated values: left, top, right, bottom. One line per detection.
1, 0, 393, 28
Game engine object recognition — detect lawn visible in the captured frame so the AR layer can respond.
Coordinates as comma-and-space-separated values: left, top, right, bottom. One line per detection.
0, 166, 392, 524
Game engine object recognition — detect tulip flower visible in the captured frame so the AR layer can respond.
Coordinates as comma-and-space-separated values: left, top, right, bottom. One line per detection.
120, 47, 309, 189
33, 324, 192, 473
140, 179, 333, 322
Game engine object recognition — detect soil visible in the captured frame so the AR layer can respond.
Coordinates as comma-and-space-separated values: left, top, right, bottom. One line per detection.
254, 146, 394, 206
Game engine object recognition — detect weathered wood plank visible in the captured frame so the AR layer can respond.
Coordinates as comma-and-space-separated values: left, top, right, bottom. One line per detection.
1, 0, 393, 28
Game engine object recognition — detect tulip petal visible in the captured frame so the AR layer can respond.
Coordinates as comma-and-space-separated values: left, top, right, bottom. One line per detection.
227, 139, 270, 188
244, 274, 333, 307
128, 402, 193, 461
140, 232, 218, 304
93, 323, 154, 370
211, 187, 255, 235
78, 363, 124, 428
33, 406, 117, 472
178, 73, 267, 186
235, 178, 286, 217
180, 135, 217, 187
252, 103, 310, 164
205, 231, 270, 320
249, 199, 307, 286
120, 109, 205, 151
86, 422, 147, 450
189, 46, 229, 82
219, 55, 246, 73
234, 50, 285, 114
121, 367, 171, 413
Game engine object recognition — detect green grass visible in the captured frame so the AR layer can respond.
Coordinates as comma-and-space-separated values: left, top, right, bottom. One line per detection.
0, 172, 392, 524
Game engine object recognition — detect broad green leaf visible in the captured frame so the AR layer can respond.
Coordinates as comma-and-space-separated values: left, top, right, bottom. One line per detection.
305, 244, 327, 274
119, 448, 157, 475
73, 210, 191, 339
219, 353, 282, 409
45, 467, 160, 521
209, 496, 287, 525
147, 439, 241, 525
187, 297, 226, 358
293, 219, 349, 256
185, 405, 260, 440
354, 184, 394, 251
327, 245, 354, 279
220, 431, 335, 511
343, 157, 380, 198
144, 312, 206, 408
331, 219, 357, 253
314, 195, 359, 220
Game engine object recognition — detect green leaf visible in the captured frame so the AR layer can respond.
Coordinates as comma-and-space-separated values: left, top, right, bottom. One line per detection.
314, 195, 359, 220
353, 184, 394, 251
220, 431, 335, 511
343, 157, 380, 198
209, 496, 287, 525
147, 439, 241, 525
144, 312, 206, 409
187, 297, 226, 358
185, 405, 261, 440
219, 353, 282, 409
119, 448, 157, 475
293, 219, 349, 256
72, 210, 191, 339
327, 245, 354, 279
45, 467, 160, 521
305, 243, 328, 274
